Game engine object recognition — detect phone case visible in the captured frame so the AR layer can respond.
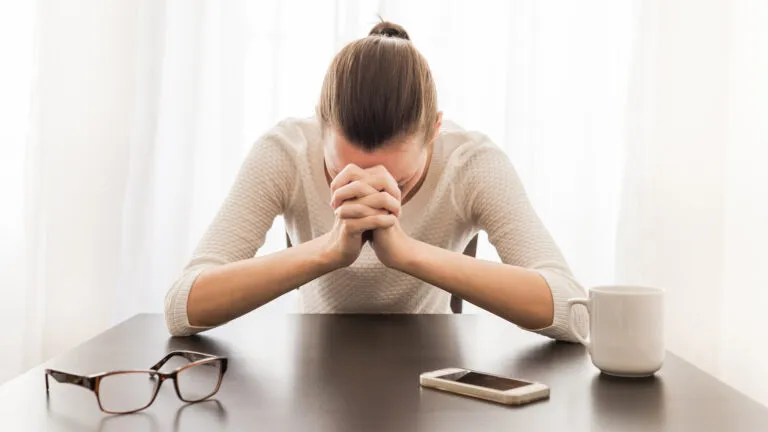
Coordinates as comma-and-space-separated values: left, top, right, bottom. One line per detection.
419, 368, 550, 406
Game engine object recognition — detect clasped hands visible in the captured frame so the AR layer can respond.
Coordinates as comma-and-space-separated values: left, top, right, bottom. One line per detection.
323, 164, 414, 269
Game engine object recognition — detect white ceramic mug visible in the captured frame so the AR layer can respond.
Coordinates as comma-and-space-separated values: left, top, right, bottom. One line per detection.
568, 285, 665, 377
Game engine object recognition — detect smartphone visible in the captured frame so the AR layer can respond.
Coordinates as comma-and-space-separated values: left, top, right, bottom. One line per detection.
420, 368, 549, 406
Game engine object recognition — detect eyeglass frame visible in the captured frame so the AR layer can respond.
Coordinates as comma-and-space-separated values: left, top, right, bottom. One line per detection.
45, 350, 229, 414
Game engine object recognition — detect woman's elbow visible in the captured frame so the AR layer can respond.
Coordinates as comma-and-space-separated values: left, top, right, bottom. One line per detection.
164, 268, 208, 336
164, 285, 201, 337
548, 304, 588, 343
164, 307, 195, 337
164, 291, 216, 337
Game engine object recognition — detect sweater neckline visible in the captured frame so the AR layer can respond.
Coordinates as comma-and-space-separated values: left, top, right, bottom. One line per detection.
309, 134, 444, 231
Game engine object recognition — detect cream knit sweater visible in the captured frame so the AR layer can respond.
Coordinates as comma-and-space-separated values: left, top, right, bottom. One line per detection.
165, 118, 587, 340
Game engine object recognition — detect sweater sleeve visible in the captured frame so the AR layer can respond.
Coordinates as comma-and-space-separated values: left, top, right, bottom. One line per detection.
457, 138, 588, 342
164, 133, 297, 336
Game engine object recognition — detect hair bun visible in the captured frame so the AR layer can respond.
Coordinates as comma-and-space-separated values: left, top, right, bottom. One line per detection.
369, 21, 410, 41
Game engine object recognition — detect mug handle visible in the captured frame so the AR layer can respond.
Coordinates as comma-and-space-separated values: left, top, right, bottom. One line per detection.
567, 298, 591, 348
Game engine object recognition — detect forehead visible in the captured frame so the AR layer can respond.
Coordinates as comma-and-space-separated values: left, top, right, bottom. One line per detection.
327, 131, 423, 179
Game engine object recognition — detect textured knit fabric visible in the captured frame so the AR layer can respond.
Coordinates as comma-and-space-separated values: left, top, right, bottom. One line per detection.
164, 117, 588, 340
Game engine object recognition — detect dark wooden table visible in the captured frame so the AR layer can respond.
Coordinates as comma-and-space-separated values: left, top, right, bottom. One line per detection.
0, 313, 766, 431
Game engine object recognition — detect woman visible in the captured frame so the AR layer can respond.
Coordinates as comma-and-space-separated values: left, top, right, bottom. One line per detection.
165, 22, 587, 341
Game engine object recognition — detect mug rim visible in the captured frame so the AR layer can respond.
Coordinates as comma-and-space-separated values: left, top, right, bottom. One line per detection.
590, 285, 664, 295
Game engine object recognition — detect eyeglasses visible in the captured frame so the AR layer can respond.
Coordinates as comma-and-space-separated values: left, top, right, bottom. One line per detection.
45, 350, 228, 414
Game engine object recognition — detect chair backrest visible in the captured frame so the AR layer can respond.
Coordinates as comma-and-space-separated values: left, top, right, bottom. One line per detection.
286, 232, 479, 314
453, 234, 479, 314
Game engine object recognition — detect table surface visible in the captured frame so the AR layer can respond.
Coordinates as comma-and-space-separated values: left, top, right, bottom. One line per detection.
1, 313, 766, 432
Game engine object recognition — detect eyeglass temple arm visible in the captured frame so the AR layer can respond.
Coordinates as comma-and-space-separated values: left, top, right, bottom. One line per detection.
149, 351, 215, 371
45, 369, 96, 393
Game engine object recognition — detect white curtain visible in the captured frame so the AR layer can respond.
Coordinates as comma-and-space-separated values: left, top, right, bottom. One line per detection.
617, 0, 768, 406
0, 0, 37, 379
1, 0, 765, 406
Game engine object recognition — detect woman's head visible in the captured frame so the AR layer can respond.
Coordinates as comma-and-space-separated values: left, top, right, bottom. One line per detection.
319, 21, 441, 195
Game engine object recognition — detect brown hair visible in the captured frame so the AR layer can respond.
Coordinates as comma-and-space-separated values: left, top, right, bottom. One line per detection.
317, 21, 438, 151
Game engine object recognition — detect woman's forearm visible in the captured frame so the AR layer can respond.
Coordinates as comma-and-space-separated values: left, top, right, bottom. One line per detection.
187, 234, 340, 327
396, 239, 555, 329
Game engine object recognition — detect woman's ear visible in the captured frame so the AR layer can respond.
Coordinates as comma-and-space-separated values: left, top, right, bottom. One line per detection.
432, 111, 443, 142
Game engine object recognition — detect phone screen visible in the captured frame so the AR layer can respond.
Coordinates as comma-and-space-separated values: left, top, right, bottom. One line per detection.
436, 370, 532, 391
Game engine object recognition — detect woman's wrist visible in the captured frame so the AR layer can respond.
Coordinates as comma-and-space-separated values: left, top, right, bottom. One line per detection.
303, 233, 348, 273
387, 235, 424, 273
